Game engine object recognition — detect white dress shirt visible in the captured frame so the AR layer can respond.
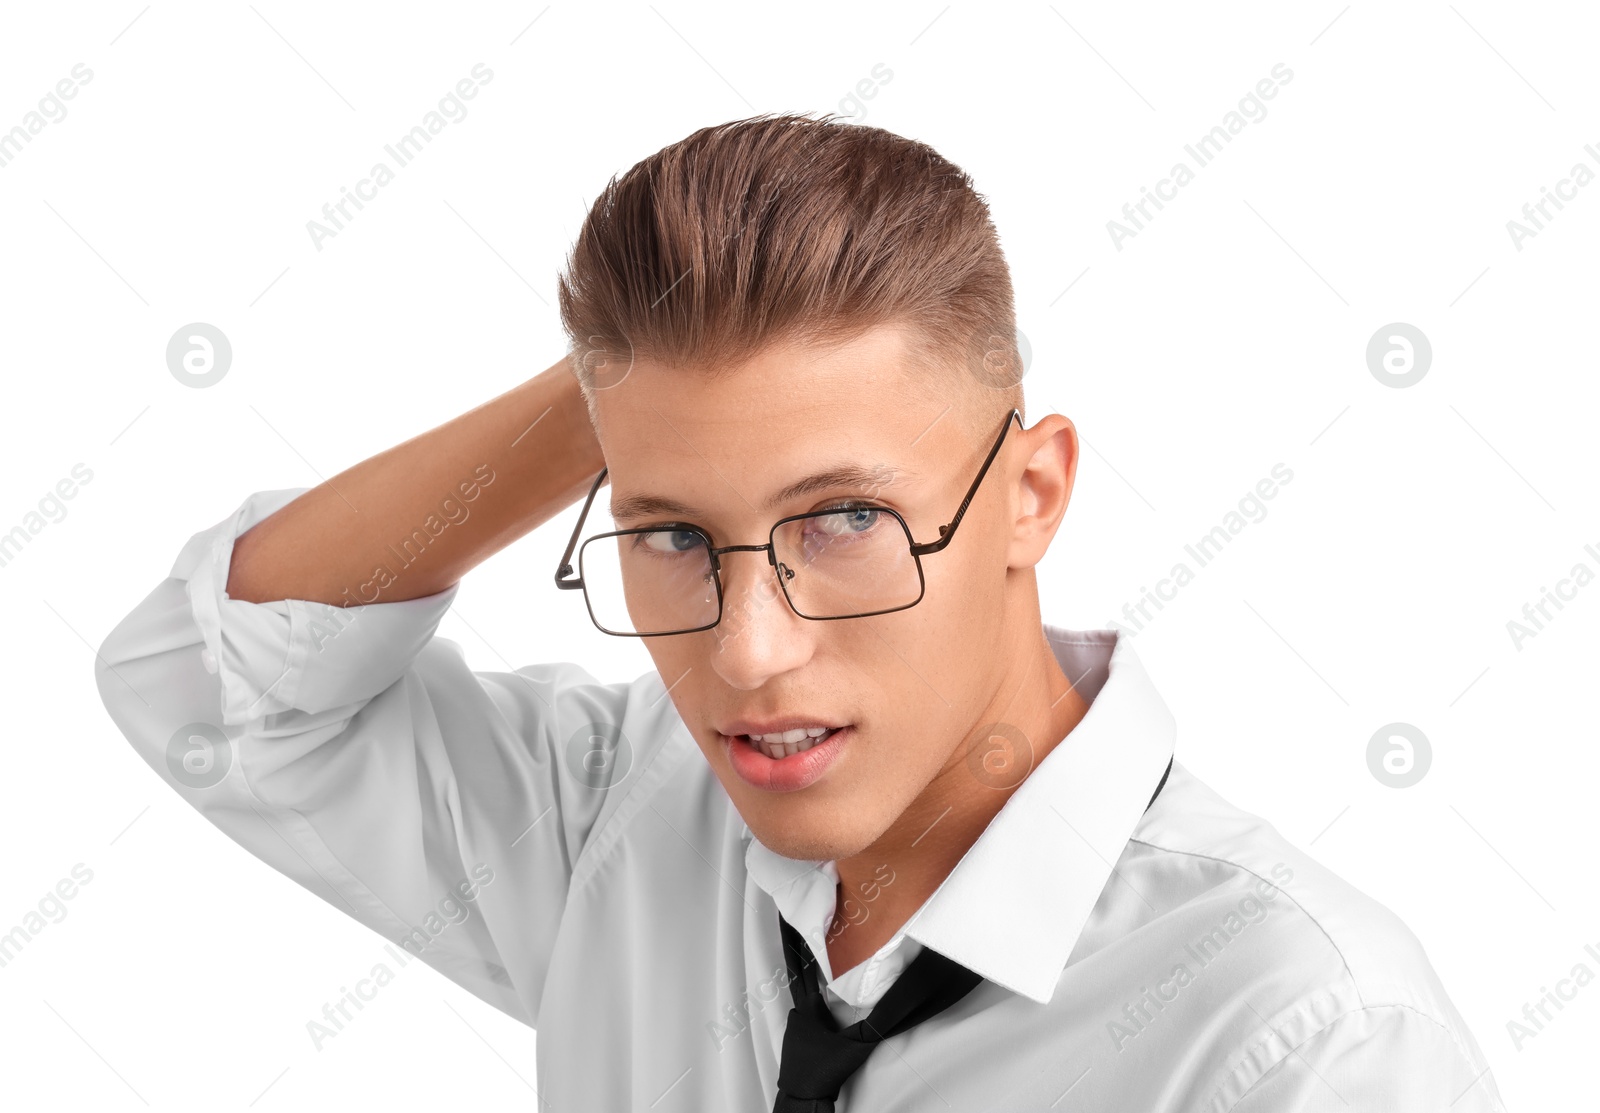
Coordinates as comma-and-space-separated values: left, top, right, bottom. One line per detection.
96, 487, 1508, 1112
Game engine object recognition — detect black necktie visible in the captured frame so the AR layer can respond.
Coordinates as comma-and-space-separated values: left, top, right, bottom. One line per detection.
771, 911, 982, 1112
768, 754, 1174, 1112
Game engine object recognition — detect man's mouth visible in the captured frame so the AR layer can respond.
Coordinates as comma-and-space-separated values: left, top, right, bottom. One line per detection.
735, 726, 844, 760
720, 723, 855, 791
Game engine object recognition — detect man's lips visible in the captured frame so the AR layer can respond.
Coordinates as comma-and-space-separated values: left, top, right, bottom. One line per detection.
732, 726, 843, 758
721, 725, 854, 792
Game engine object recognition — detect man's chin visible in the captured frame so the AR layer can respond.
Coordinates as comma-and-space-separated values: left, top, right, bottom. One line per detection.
743, 818, 872, 864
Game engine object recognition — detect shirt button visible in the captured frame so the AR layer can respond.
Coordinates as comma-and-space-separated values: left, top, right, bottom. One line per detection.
199, 647, 218, 675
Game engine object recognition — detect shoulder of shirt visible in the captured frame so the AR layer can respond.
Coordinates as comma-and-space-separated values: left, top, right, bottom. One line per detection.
1117, 760, 1494, 1104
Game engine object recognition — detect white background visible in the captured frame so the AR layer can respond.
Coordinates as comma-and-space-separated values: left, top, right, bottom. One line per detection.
1, 1, 1594, 1108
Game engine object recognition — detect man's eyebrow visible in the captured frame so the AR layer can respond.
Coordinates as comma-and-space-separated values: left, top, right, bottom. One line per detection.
610, 464, 904, 523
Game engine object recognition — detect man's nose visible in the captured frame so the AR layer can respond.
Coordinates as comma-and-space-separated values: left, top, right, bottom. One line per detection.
708, 549, 812, 688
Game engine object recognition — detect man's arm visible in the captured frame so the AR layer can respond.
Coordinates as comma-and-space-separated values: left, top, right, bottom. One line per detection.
227, 354, 605, 607
95, 356, 632, 1030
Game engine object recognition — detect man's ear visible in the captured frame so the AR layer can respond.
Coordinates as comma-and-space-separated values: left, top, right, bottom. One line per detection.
1006, 414, 1077, 570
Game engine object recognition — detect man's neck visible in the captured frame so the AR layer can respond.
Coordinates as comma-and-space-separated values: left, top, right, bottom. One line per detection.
825, 627, 1090, 977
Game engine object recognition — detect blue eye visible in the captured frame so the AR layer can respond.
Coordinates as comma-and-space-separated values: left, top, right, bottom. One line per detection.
810, 504, 884, 537
636, 528, 706, 555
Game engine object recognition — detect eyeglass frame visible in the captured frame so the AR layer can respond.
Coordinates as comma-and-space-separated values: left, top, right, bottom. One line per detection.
554, 407, 1024, 637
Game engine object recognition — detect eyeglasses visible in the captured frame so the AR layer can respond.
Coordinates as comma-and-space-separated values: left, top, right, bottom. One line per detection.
554, 407, 1023, 637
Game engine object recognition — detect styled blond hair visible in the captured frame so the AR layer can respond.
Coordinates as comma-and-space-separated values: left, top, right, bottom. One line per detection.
557, 112, 1025, 439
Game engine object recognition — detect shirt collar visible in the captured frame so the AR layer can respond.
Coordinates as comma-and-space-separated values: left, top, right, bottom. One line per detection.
741, 624, 1176, 1005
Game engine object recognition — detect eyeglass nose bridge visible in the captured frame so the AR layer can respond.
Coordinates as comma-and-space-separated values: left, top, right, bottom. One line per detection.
701, 540, 801, 633
704, 540, 796, 587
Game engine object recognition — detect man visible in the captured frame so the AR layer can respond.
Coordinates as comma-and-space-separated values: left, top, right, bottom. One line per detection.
97, 113, 1505, 1110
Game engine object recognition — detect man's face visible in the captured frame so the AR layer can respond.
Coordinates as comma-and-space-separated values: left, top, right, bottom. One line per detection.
591, 323, 1022, 862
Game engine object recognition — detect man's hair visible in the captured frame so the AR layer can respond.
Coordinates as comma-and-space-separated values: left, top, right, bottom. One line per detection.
556, 112, 1025, 441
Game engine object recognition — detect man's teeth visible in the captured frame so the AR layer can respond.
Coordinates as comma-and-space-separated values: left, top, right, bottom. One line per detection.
743, 726, 836, 759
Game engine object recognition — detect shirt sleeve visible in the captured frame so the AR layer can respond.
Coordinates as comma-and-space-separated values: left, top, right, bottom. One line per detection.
1223, 1003, 1508, 1112
94, 487, 637, 1029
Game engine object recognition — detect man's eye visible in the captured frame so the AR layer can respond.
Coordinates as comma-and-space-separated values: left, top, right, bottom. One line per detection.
799, 505, 887, 548
636, 528, 706, 555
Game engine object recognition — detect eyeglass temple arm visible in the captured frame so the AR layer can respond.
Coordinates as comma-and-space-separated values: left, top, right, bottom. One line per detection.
555, 466, 609, 589
908, 408, 1023, 557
